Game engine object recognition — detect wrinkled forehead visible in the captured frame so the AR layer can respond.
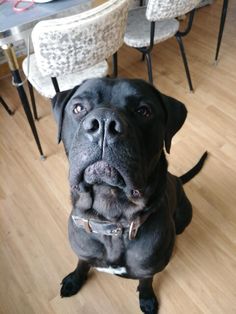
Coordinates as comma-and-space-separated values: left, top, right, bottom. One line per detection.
70, 78, 160, 108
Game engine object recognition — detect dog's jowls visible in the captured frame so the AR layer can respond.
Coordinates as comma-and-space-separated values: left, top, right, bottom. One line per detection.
52, 78, 207, 314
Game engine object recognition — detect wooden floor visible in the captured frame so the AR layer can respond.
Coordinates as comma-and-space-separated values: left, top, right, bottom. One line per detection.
0, 1, 236, 313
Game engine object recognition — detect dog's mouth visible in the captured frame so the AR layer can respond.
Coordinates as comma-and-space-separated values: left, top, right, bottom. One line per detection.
83, 161, 125, 188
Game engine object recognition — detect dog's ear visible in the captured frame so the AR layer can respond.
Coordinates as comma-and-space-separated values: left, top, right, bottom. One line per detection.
51, 87, 78, 143
160, 93, 187, 153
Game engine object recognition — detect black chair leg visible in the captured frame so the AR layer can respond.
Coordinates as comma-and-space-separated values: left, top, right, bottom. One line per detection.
13, 70, 45, 159
145, 52, 153, 84
112, 52, 118, 78
0, 96, 14, 115
175, 35, 193, 92
27, 80, 38, 120
2, 43, 45, 159
215, 0, 229, 62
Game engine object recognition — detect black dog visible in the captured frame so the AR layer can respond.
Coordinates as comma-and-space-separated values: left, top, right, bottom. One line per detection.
52, 78, 207, 314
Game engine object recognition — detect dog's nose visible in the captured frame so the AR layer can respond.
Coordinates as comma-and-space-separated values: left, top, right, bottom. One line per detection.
82, 109, 125, 144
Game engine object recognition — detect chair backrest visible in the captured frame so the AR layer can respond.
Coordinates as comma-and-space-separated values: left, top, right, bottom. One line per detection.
31, 0, 129, 77
146, 0, 202, 21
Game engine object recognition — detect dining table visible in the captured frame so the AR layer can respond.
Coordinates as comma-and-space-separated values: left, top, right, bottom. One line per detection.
0, 0, 91, 159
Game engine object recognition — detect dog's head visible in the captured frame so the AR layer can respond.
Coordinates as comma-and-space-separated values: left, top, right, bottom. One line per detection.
52, 78, 187, 218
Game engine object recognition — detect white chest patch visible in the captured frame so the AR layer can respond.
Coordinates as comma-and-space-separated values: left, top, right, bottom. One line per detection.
95, 266, 127, 275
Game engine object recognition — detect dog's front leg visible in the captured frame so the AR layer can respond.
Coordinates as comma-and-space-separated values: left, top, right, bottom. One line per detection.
137, 277, 158, 314
60, 260, 90, 297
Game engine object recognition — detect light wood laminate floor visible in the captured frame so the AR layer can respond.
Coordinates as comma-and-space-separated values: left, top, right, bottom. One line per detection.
0, 1, 235, 313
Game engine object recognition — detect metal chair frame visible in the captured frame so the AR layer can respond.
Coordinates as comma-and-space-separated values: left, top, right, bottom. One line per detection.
135, 9, 196, 91
0, 96, 14, 115
215, 0, 229, 62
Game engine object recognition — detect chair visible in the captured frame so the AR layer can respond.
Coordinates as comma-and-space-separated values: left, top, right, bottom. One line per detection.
22, 0, 129, 119
124, 0, 202, 91
215, 0, 229, 62
0, 96, 14, 115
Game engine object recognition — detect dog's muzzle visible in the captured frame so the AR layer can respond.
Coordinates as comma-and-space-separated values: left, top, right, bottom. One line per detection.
69, 107, 145, 195
84, 161, 125, 187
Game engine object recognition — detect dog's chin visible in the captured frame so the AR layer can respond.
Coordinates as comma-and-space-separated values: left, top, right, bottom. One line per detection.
83, 161, 125, 188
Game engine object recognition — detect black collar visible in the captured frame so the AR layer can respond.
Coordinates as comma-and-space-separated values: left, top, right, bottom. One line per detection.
71, 210, 153, 240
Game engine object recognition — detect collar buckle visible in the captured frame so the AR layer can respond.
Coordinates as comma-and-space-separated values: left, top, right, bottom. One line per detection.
83, 219, 92, 233
129, 221, 139, 240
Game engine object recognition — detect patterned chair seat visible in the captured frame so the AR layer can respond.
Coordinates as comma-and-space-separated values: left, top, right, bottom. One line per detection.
23, 54, 108, 98
124, 7, 179, 48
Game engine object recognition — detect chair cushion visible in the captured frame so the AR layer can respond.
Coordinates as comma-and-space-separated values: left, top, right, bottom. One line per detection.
22, 54, 108, 98
124, 7, 179, 48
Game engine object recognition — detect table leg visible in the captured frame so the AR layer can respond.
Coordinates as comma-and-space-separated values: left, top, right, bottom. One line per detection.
2, 44, 45, 160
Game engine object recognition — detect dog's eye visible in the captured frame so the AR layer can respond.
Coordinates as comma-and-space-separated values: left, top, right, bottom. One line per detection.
136, 105, 152, 118
73, 104, 84, 114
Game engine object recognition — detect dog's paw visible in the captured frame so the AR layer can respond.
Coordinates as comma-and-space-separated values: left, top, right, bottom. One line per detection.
60, 271, 87, 298
139, 294, 159, 314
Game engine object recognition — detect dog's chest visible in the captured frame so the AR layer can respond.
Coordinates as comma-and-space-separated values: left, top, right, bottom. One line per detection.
102, 234, 125, 264
94, 237, 128, 275
95, 266, 127, 275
